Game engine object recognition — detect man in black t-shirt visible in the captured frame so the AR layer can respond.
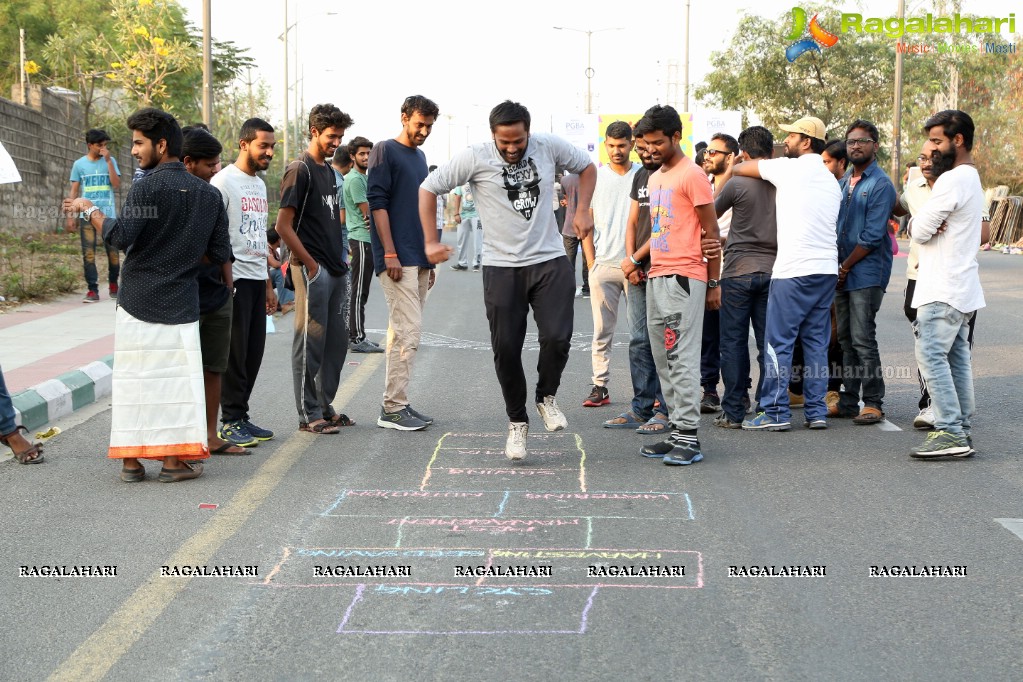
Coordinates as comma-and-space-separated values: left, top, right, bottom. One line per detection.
275, 104, 355, 434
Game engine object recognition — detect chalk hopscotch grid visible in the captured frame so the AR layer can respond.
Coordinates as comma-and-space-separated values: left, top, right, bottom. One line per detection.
419, 432, 588, 493
336, 583, 601, 636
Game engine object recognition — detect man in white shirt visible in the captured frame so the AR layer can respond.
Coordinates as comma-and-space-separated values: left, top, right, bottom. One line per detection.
907, 110, 985, 459
212, 118, 280, 446
420, 100, 596, 461
583, 121, 638, 412
731, 116, 841, 431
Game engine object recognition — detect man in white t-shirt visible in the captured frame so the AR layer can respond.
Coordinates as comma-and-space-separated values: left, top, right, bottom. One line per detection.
731, 116, 841, 431
582, 121, 638, 412
211, 118, 279, 446
907, 110, 985, 459
420, 100, 596, 461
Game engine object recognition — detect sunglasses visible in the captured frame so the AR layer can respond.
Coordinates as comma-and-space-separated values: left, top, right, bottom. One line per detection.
704, 149, 732, 158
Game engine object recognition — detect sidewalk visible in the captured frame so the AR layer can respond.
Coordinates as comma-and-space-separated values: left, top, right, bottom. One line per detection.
1, 293, 116, 430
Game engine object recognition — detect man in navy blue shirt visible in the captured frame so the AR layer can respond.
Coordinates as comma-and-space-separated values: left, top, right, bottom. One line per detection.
368, 95, 446, 432
832, 119, 897, 424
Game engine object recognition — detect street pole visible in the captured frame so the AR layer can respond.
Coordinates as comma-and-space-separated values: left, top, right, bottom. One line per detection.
202, 0, 212, 127
282, 0, 289, 169
19, 28, 26, 105
586, 31, 593, 114
682, 0, 691, 112
891, 0, 906, 187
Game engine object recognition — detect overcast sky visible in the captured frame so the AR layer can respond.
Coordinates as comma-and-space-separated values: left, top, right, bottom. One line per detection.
178, 0, 1014, 162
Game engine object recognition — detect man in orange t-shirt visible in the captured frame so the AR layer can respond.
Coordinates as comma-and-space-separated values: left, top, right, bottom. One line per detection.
634, 105, 721, 466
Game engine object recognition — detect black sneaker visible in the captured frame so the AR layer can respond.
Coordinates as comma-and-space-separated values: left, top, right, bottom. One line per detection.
663, 439, 703, 466
581, 289, 591, 298
406, 405, 434, 425
583, 385, 610, 407
377, 407, 428, 431
450, 263, 468, 271
640, 439, 675, 458
700, 392, 721, 413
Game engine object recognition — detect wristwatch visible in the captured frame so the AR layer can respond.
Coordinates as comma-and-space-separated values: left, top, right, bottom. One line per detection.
83, 205, 100, 220
708, 279, 720, 289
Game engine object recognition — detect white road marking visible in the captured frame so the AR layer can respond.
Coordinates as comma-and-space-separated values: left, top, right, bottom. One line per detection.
995, 519, 1023, 543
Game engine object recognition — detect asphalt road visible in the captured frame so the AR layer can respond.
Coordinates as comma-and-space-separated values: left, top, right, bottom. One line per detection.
2, 245, 1022, 681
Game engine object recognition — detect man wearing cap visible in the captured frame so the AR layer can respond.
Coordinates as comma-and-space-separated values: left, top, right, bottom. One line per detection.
729, 116, 841, 431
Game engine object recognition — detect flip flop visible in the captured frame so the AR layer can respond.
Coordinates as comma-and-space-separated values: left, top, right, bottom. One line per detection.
158, 461, 204, 483
325, 413, 356, 427
0, 425, 44, 464
299, 420, 341, 434
211, 442, 249, 455
636, 414, 670, 434
603, 412, 643, 429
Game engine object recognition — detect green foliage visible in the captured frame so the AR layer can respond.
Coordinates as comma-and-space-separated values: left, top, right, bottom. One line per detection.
696, 7, 1022, 191
0, 231, 82, 301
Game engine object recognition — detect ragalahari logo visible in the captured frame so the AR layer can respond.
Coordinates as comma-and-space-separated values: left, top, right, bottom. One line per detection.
785, 7, 840, 61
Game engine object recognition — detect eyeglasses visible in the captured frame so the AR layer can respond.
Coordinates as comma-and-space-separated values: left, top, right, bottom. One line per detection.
704, 149, 732, 158
846, 137, 875, 147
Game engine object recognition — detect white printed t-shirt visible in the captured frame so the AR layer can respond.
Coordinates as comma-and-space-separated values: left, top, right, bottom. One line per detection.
757, 153, 841, 279
211, 163, 269, 282
591, 163, 639, 266
421, 133, 592, 267
910, 164, 985, 314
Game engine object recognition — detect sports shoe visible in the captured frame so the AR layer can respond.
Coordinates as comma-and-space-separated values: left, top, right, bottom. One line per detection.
109, 283, 118, 299
351, 339, 384, 353
803, 418, 828, 430
910, 430, 971, 458
788, 390, 805, 408
218, 421, 259, 447
640, 439, 675, 458
954, 434, 976, 458
472, 264, 481, 272
700, 392, 721, 413
450, 263, 468, 271
505, 422, 528, 460
741, 411, 791, 431
662, 439, 704, 466
536, 395, 568, 431
713, 414, 742, 429
581, 289, 591, 298
377, 407, 428, 431
241, 420, 274, 441
913, 406, 935, 429
406, 405, 434, 425
583, 385, 610, 407
83, 290, 100, 303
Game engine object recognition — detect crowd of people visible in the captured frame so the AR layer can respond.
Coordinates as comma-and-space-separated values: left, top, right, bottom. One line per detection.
0, 98, 986, 479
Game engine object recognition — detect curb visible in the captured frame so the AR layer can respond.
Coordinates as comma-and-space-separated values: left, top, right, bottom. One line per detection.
12, 355, 113, 431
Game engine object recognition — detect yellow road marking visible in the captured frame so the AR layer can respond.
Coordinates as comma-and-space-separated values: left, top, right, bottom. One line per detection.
47, 355, 383, 682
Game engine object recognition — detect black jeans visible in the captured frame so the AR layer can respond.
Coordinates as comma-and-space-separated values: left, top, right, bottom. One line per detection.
483, 257, 575, 422
562, 234, 590, 293
221, 279, 267, 423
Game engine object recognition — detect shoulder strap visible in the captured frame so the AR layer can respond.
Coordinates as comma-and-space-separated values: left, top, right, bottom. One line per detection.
293, 159, 313, 237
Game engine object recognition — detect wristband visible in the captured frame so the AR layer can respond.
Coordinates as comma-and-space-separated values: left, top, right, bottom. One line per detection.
629, 254, 641, 266
384, 252, 398, 259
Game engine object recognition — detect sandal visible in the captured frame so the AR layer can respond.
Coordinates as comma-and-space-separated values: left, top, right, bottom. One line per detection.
0, 425, 44, 464
158, 461, 204, 482
120, 465, 145, 482
211, 442, 249, 455
299, 420, 341, 434
636, 414, 670, 434
325, 413, 355, 427
853, 407, 885, 425
603, 412, 643, 429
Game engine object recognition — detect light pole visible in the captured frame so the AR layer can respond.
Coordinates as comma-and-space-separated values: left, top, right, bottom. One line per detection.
280, 5, 337, 167
553, 26, 624, 114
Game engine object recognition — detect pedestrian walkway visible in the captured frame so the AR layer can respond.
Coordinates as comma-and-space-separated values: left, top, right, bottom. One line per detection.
1, 293, 116, 429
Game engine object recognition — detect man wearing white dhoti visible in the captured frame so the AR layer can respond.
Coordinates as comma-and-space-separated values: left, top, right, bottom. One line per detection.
65, 108, 232, 483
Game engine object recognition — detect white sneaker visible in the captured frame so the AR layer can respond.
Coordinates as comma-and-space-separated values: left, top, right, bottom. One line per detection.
913, 406, 935, 429
535, 395, 568, 432
505, 422, 528, 460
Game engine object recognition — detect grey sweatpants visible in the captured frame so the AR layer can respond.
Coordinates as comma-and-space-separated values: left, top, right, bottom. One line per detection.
291, 264, 349, 423
647, 274, 706, 431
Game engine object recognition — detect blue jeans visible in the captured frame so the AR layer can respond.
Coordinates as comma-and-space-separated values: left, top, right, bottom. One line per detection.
626, 279, 666, 421
761, 275, 837, 422
701, 308, 720, 392
80, 218, 120, 292
913, 302, 975, 434
835, 286, 885, 412
270, 268, 295, 307
0, 364, 17, 434
719, 273, 770, 422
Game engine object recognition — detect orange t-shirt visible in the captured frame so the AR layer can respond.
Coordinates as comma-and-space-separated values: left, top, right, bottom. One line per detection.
646, 154, 714, 281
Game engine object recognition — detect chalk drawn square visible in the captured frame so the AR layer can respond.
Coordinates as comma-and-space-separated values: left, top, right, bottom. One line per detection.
337, 583, 600, 636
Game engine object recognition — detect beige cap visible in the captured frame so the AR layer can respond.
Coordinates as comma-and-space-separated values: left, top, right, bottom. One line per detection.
779, 116, 827, 141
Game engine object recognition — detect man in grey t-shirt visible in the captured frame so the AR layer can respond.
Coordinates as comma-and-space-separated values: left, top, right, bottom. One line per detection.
420, 100, 596, 461
713, 125, 778, 427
